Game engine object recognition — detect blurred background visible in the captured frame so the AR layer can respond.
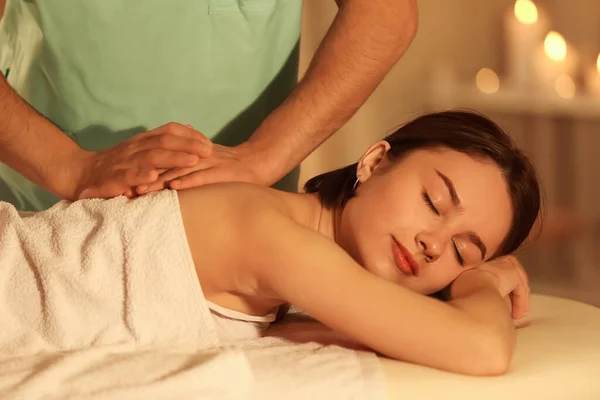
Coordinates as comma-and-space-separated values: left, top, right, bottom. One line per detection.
299, 0, 600, 306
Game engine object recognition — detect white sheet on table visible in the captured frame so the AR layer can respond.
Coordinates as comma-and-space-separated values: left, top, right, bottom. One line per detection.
0, 335, 385, 400
0, 344, 252, 400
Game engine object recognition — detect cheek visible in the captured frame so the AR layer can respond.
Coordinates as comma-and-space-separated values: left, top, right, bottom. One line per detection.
342, 201, 382, 262
422, 259, 463, 293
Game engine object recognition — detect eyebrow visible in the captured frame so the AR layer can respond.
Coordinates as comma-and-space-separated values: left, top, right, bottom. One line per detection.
435, 170, 461, 208
467, 232, 487, 260
435, 169, 487, 260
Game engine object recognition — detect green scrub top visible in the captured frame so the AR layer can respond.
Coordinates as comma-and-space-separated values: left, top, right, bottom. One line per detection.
0, 0, 302, 211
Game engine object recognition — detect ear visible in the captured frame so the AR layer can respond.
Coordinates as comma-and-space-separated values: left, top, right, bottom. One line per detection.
355, 140, 391, 184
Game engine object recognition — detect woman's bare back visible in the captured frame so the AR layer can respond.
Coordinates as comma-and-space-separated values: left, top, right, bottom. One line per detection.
177, 182, 316, 317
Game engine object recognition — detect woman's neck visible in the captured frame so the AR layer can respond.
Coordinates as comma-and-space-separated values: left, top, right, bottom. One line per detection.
294, 193, 339, 243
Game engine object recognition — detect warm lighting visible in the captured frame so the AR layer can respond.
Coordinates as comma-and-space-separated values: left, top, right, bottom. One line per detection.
586, 55, 600, 96
555, 74, 575, 99
475, 68, 500, 94
514, 0, 538, 24
544, 31, 567, 62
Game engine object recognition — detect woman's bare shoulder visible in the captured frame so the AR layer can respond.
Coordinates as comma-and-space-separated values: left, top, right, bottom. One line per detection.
176, 182, 337, 297
177, 182, 301, 223
178, 182, 342, 262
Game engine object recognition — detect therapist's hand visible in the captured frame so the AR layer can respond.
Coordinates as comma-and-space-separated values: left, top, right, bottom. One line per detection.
134, 141, 272, 194
74, 123, 213, 200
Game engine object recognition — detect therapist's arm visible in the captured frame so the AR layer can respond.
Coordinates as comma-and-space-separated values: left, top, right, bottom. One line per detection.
0, 74, 211, 201
145, 0, 418, 191
247, 0, 418, 181
0, 0, 5, 20
248, 0, 418, 180
0, 73, 88, 198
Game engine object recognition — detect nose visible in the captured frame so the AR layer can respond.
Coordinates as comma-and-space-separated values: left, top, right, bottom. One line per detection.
416, 231, 448, 263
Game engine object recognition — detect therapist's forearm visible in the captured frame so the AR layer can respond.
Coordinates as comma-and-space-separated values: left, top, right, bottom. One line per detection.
0, 74, 86, 197
245, 0, 418, 181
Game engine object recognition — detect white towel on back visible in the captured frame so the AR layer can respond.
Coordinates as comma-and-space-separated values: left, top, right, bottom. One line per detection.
0, 190, 218, 355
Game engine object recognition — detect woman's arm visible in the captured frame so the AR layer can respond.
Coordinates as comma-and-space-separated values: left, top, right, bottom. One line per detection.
246, 211, 515, 376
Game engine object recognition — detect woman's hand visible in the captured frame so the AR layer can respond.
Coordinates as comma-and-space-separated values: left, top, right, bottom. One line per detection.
450, 255, 530, 320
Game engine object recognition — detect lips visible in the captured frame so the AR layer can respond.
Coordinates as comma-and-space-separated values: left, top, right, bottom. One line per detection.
391, 237, 420, 276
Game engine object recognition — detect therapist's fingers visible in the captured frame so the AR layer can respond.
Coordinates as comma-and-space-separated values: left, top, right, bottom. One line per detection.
120, 168, 161, 187
123, 188, 136, 199
144, 122, 210, 142
142, 123, 213, 156
133, 149, 202, 169
139, 133, 213, 158
134, 166, 199, 194
169, 167, 226, 190
78, 168, 159, 200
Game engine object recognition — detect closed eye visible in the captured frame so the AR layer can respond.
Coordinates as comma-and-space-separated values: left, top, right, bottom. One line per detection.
453, 240, 464, 266
424, 191, 462, 265
422, 191, 439, 215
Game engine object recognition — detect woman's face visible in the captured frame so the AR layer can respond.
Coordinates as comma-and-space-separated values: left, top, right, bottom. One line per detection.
336, 143, 513, 295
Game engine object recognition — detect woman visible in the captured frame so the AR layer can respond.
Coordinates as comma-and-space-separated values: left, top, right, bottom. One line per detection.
0, 111, 540, 376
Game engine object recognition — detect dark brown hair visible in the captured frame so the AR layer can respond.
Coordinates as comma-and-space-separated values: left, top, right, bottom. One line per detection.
304, 110, 541, 258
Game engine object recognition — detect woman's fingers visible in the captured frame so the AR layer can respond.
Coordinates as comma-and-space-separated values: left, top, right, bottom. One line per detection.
480, 255, 531, 320
510, 268, 530, 319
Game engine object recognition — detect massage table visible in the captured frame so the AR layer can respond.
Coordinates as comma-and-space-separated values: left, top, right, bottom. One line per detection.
0, 293, 597, 399
381, 294, 600, 399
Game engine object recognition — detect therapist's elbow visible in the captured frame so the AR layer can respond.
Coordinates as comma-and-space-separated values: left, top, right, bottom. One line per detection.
402, 0, 419, 43
389, 0, 419, 50
354, 0, 419, 52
